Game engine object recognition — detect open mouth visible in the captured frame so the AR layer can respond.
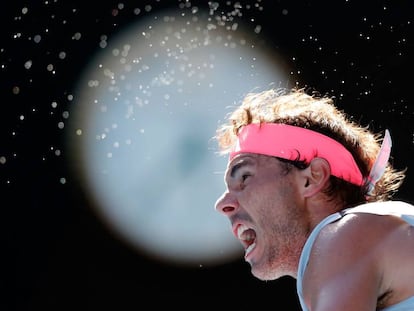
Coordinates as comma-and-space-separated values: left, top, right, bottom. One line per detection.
236, 224, 257, 256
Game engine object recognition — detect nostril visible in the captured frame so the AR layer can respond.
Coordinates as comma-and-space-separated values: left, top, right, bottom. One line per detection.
215, 192, 238, 214
222, 205, 235, 213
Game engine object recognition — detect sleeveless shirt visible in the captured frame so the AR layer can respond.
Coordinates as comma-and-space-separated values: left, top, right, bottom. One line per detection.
297, 201, 414, 311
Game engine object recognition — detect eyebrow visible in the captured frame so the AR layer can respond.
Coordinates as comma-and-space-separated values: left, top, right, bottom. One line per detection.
229, 158, 253, 178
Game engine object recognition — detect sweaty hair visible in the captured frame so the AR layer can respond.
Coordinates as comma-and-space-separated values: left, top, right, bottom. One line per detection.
215, 87, 406, 206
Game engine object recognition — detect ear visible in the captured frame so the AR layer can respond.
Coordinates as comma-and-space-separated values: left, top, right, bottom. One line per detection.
301, 157, 331, 198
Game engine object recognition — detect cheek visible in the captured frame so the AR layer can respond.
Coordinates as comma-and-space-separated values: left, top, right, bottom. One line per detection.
263, 178, 301, 216
268, 176, 297, 200
248, 181, 285, 214
243, 174, 301, 218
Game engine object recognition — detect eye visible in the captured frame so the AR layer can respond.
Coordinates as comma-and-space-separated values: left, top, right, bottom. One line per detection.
239, 173, 251, 190
241, 173, 251, 182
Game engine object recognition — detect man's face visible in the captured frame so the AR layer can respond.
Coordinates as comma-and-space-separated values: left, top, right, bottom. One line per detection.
215, 153, 308, 280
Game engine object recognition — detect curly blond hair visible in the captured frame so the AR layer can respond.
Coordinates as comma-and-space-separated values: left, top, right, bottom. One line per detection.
215, 87, 406, 205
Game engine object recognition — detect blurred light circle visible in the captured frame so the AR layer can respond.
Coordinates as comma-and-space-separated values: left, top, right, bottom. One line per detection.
68, 7, 290, 266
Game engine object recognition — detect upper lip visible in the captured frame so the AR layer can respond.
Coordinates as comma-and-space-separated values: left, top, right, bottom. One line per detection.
232, 223, 243, 239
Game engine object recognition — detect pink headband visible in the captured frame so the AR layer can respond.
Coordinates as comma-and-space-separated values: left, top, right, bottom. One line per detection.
230, 123, 364, 185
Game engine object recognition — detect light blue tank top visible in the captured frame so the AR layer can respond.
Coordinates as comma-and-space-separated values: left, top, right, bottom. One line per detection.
297, 201, 414, 311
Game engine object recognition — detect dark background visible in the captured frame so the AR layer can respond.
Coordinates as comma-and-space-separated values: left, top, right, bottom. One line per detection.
2, 1, 413, 310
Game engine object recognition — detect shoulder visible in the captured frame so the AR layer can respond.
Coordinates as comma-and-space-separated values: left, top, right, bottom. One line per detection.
300, 208, 384, 309
313, 208, 386, 259
317, 201, 413, 255
302, 201, 414, 309
344, 200, 414, 218
304, 203, 394, 278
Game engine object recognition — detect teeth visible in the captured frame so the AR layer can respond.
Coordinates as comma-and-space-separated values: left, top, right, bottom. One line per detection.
237, 224, 249, 239
245, 242, 256, 256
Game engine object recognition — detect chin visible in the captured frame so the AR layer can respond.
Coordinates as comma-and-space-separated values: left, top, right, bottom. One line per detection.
251, 265, 281, 281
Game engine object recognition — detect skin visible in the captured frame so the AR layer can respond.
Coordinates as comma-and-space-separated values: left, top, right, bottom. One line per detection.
215, 153, 414, 311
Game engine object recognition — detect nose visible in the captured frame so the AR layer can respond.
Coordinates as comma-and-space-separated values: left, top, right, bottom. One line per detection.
214, 191, 238, 215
